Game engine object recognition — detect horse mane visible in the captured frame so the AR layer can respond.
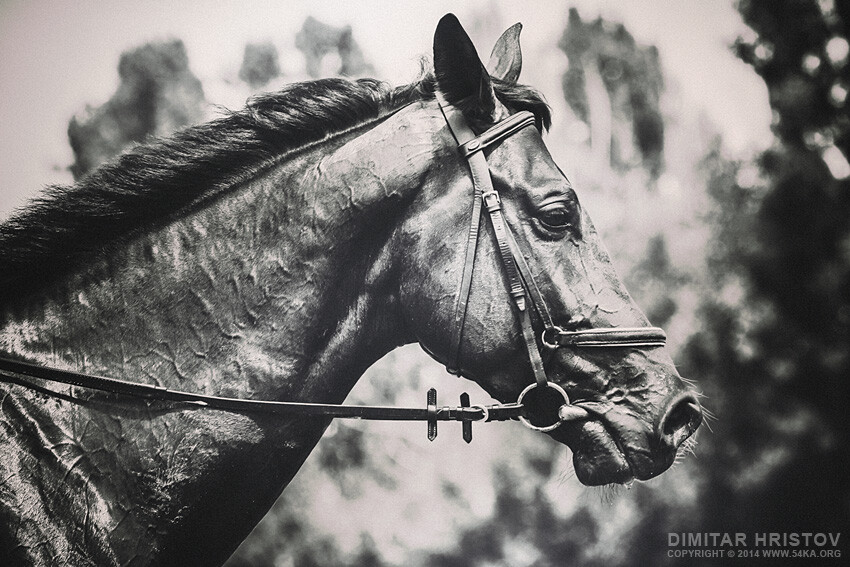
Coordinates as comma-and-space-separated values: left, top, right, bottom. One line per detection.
0, 72, 550, 297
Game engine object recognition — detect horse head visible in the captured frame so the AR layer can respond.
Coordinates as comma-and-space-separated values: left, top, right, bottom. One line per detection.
399, 15, 702, 485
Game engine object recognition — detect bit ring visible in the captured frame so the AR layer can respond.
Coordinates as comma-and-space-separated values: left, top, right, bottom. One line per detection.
517, 381, 570, 432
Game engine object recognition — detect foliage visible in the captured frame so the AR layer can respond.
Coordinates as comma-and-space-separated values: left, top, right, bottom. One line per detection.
68, 40, 205, 178
295, 16, 373, 78
239, 42, 281, 88
608, 0, 850, 563
559, 8, 665, 176
683, 0, 850, 547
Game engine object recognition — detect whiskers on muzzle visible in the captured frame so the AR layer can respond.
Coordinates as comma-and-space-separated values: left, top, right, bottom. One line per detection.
673, 434, 700, 465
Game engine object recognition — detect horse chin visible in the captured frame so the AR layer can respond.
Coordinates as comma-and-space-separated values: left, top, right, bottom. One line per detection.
550, 419, 646, 486
574, 421, 637, 485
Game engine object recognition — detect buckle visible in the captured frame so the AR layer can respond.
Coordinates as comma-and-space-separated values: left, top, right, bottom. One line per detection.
426, 389, 489, 443
482, 190, 501, 210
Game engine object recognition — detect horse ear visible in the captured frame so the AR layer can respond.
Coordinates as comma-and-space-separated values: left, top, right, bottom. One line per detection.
433, 14, 496, 118
487, 23, 523, 84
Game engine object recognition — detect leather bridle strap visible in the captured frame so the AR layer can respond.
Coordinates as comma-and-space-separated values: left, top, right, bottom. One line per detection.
545, 326, 667, 348
436, 94, 669, 432
437, 96, 548, 387
441, 101, 486, 375
0, 356, 523, 424
482, 189, 549, 387
439, 100, 540, 376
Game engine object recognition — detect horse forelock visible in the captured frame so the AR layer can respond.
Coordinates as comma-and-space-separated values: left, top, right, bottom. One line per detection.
0, 72, 550, 297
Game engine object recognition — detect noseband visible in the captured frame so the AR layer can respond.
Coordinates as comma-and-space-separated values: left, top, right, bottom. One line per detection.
436, 94, 666, 432
0, 97, 667, 442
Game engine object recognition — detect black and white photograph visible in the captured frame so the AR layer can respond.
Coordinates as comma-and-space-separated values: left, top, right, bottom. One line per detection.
1, 1, 847, 565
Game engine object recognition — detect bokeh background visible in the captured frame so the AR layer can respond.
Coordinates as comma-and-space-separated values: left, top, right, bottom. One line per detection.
1, 1, 848, 565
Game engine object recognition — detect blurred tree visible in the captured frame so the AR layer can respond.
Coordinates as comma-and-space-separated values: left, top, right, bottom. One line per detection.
239, 41, 281, 88
559, 8, 665, 177
295, 16, 374, 78
425, 467, 604, 567
626, 235, 686, 329
644, 0, 850, 563
68, 39, 205, 178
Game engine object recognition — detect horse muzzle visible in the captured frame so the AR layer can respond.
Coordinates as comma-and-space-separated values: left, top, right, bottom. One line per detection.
529, 385, 703, 486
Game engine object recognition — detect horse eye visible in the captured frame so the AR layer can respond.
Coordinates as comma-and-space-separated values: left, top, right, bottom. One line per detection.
538, 203, 576, 231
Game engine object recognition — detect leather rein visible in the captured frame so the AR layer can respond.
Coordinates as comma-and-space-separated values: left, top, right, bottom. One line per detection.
0, 96, 666, 443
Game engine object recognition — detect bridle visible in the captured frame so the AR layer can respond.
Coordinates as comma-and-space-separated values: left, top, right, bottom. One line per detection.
0, 95, 666, 443
435, 94, 666, 433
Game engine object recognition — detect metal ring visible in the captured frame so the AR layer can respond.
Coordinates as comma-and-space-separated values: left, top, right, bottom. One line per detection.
517, 381, 570, 432
472, 404, 490, 422
541, 326, 565, 350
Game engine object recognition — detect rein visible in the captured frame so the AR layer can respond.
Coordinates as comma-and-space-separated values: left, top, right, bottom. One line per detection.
0, 96, 666, 443
0, 356, 521, 442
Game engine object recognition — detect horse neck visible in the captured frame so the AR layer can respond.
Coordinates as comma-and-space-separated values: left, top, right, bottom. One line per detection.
0, 101, 442, 566
3, 102, 439, 397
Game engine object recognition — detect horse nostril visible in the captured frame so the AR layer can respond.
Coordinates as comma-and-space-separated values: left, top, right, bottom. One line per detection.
658, 393, 702, 449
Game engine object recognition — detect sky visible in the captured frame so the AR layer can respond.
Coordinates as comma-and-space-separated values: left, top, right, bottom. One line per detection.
0, 0, 772, 219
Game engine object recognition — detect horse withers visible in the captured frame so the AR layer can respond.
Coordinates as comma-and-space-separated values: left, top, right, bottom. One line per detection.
0, 14, 701, 566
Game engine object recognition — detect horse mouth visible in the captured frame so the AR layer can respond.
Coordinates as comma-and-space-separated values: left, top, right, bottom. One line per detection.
572, 420, 635, 485
561, 418, 638, 485
550, 416, 661, 486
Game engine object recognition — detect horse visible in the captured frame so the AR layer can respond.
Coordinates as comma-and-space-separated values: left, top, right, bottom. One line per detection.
0, 14, 702, 566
